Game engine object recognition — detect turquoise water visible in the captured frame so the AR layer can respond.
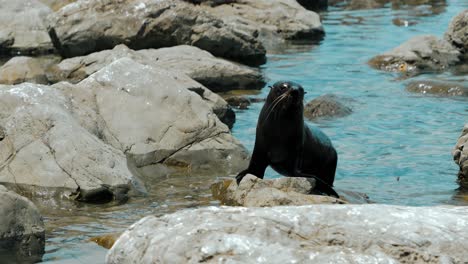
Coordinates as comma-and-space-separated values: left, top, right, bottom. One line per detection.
41, 1, 467, 263
232, 0, 468, 206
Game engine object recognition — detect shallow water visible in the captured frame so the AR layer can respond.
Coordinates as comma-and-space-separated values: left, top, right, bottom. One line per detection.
40, 1, 467, 262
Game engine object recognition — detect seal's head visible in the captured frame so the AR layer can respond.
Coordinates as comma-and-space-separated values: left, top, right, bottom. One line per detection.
268, 81, 305, 111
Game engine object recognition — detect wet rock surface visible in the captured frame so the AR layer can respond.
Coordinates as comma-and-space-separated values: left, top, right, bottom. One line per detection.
107, 204, 468, 264
0, 0, 54, 55
0, 185, 45, 263
368, 35, 460, 74
453, 124, 468, 188
211, 174, 346, 206
406, 80, 468, 97
48, 44, 265, 92
304, 94, 353, 120
47, 0, 266, 66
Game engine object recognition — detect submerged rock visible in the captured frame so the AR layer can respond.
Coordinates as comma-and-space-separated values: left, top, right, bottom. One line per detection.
107, 205, 468, 263
0, 185, 45, 263
0, 56, 58, 85
48, 44, 265, 92
453, 124, 468, 188
406, 80, 468, 97
47, 0, 266, 66
304, 94, 353, 120
0, 0, 54, 55
445, 10, 468, 61
211, 174, 346, 206
196, 0, 324, 50
368, 35, 460, 75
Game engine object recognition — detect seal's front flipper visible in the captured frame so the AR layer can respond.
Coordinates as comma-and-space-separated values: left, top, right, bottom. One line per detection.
294, 170, 339, 198
236, 170, 248, 185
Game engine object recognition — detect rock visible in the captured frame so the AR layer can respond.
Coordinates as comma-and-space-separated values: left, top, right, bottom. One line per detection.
38, 0, 77, 11
107, 205, 468, 263
53, 58, 249, 178
369, 35, 460, 74
406, 80, 468, 97
296, 0, 328, 12
445, 10, 468, 61
0, 185, 45, 263
211, 174, 346, 206
0, 0, 54, 55
47, 0, 266, 66
225, 96, 251, 109
49, 44, 265, 92
0, 83, 142, 203
197, 0, 324, 50
0, 56, 58, 85
90, 233, 120, 249
453, 124, 468, 188
182, 0, 237, 6
304, 94, 353, 120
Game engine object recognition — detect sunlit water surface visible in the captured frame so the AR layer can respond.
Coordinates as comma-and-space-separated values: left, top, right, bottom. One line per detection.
41, 1, 467, 262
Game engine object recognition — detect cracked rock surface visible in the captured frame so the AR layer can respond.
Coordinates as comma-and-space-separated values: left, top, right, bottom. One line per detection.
0, 185, 45, 263
48, 44, 265, 93
47, 0, 266, 66
107, 204, 468, 264
0, 58, 248, 202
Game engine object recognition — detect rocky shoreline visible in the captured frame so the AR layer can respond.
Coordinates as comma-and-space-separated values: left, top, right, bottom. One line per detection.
0, 0, 467, 263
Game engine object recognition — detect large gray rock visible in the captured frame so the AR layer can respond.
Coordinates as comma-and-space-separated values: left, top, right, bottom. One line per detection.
304, 94, 353, 120
0, 185, 45, 263
198, 0, 324, 50
406, 80, 468, 97
107, 205, 468, 263
0, 83, 141, 202
0, 0, 54, 55
453, 124, 468, 188
54, 58, 249, 178
0, 56, 58, 85
369, 35, 460, 75
211, 174, 346, 206
48, 44, 265, 92
445, 10, 468, 61
47, 0, 266, 66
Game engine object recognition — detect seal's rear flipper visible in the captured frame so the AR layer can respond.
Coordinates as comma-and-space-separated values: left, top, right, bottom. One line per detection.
294, 170, 339, 198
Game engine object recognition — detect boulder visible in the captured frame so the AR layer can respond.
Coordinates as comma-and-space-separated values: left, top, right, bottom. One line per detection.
182, 0, 236, 6
304, 94, 352, 120
0, 56, 58, 85
38, 0, 77, 11
47, 0, 266, 66
225, 96, 251, 109
0, 83, 141, 203
406, 80, 468, 97
48, 44, 265, 92
0, 185, 45, 263
369, 35, 460, 74
107, 205, 468, 263
211, 174, 346, 206
53, 58, 249, 178
445, 10, 468, 60
197, 0, 324, 50
453, 124, 468, 188
0, 0, 54, 55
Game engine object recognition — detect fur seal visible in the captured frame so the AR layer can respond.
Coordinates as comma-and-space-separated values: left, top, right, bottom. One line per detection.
236, 81, 339, 197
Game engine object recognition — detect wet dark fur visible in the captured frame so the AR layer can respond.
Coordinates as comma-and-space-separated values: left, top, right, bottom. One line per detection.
236, 81, 339, 197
